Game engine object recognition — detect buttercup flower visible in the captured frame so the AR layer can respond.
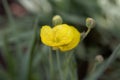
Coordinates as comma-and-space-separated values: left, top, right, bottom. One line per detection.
40, 24, 81, 51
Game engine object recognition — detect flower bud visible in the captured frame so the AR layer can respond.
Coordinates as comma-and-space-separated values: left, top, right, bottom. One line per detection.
52, 15, 63, 26
86, 18, 95, 29
95, 55, 104, 63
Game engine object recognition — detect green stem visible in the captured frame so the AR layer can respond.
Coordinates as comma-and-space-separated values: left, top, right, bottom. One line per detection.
56, 50, 63, 80
66, 53, 73, 65
81, 28, 91, 41
49, 48, 54, 79
88, 61, 101, 76
70, 54, 78, 80
64, 52, 73, 80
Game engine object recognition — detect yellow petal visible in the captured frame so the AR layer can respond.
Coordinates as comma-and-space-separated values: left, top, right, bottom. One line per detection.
59, 26, 80, 51
40, 25, 54, 46
52, 24, 74, 46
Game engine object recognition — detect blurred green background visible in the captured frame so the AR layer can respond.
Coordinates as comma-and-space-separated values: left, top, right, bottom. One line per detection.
0, 0, 120, 80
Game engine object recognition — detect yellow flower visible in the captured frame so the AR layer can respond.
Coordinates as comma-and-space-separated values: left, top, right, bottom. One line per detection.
40, 24, 81, 51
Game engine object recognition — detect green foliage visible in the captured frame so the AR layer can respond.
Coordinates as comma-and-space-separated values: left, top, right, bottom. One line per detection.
0, 0, 120, 80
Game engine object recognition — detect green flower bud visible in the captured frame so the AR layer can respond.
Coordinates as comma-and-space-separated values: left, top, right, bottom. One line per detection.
86, 18, 95, 29
52, 15, 63, 26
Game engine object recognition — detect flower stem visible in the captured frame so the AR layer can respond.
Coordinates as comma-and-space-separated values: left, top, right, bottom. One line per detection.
81, 28, 91, 41
56, 50, 63, 80
49, 48, 54, 79
64, 52, 73, 80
